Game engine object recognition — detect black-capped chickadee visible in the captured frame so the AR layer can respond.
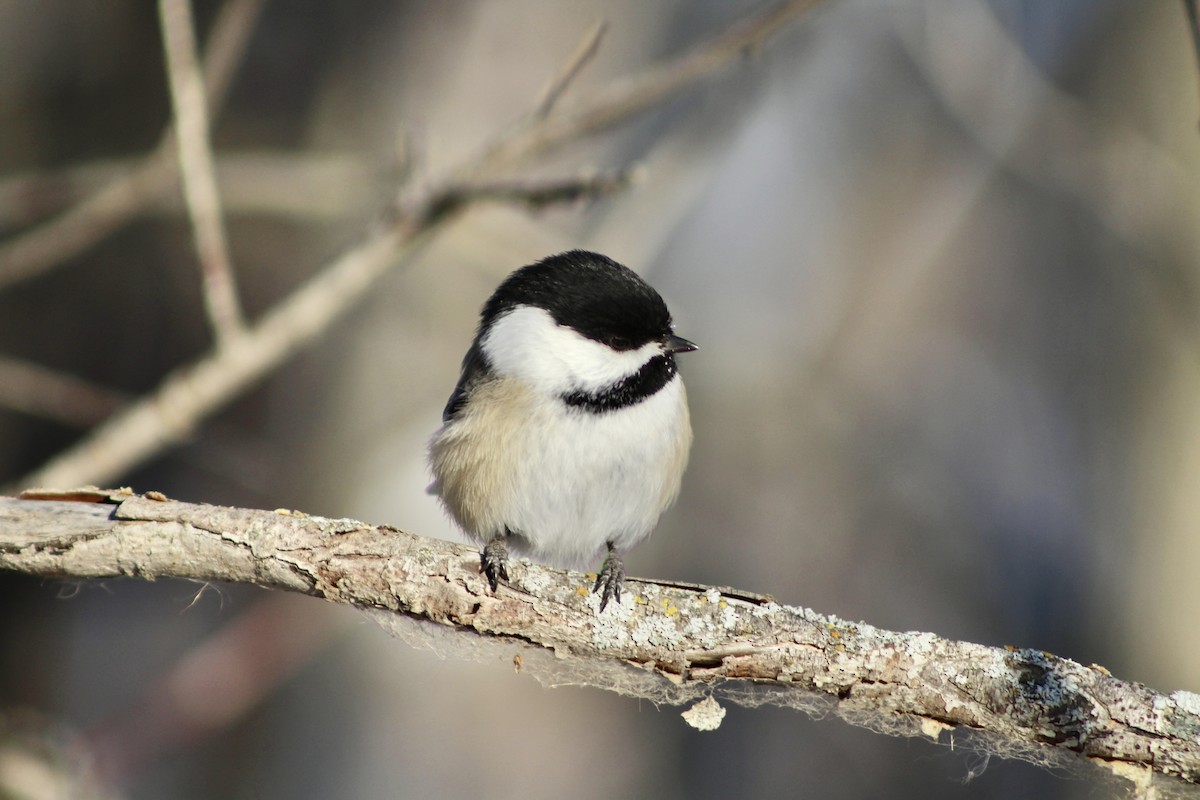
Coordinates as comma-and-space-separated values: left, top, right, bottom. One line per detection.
428, 250, 696, 611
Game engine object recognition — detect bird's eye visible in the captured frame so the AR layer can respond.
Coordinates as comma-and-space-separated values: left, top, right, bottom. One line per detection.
608, 335, 632, 350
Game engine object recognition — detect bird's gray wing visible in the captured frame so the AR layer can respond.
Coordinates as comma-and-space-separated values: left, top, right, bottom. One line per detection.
442, 339, 493, 422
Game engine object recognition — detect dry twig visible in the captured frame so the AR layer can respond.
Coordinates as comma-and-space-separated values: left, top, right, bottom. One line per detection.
158, 0, 245, 344
0, 0, 265, 290
534, 20, 609, 118
467, 0, 824, 178
0, 356, 127, 428
0, 152, 373, 225
1186, 0, 1200, 128
7, 0, 819, 494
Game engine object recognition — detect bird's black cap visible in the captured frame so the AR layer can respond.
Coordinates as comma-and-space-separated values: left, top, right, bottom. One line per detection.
481, 250, 674, 351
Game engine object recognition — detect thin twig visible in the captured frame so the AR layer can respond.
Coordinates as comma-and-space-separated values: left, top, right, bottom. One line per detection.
158, 0, 245, 344
1185, 0, 1200, 129
0, 0, 265, 291
0, 155, 173, 287
468, 0, 825, 178
0, 152, 374, 224
0, 356, 127, 427
533, 20, 609, 118
6, 174, 623, 492
196, 0, 267, 111
8, 1, 818, 493
432, 167, 638, 217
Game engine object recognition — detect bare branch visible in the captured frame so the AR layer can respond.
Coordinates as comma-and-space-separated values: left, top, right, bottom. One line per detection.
0, 0, 265, 291
0, 153, 176, 290
1186, 0, 1200, 129
196, 0, 268, 113
4, 171, 629, 493
7, 2, 817, 494
0, 356, 127, 428
433, 167, 639, 216
6, 225, 408, 494
469, 0, 826, 178
158, 0, 245, 344
1, 490, 1197, 794
533, 20, 609, 119
0, 152, 374, 224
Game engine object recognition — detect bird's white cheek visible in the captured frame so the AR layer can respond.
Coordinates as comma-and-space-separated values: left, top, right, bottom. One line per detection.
482, 305, 659, 395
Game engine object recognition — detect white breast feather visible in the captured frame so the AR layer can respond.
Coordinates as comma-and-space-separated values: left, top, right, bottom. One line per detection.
429, 305, 692, 568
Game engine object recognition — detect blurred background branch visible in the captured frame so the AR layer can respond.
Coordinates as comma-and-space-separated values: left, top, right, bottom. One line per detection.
0, 152, 374, 224
1186, 0, 1200, 125
158, 0, 246, 345
0, 355, 128, 428
3, 0, 815, 495
0, 0, 265, 290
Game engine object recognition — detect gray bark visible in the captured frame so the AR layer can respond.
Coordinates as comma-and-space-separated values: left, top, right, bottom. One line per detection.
1, 490, 1198, 796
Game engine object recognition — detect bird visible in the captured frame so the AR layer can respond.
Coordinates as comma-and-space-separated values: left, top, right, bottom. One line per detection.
427, 250, 696, 611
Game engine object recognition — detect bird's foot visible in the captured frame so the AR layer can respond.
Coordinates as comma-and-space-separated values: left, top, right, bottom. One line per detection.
592, 543, 625, 612
481, 535, 510, 592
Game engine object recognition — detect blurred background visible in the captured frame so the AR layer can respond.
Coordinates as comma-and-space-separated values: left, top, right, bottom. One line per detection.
1, 0, 1198, 797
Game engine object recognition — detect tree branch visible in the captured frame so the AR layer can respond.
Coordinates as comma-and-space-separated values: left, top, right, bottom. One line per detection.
6, 0, 818, 494
466, 0, 826, 178
0, 152, 374, 226
1, 490, 1197, 794
0, 0, 265, 290
158, 0, 246, 344
0, 355, 128, 427
1185, 0, 1200, 129
1, 169, 630, 496
533, 20, 608, 119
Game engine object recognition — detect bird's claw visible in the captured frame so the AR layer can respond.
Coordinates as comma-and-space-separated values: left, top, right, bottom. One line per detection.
592, 545, 625, 612
481, 535, 510, 592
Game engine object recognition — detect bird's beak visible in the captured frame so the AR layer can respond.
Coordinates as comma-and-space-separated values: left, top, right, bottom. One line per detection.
664, 334, 698, 354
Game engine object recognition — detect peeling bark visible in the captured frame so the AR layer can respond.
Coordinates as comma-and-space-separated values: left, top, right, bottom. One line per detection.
1, 490, 1198, 793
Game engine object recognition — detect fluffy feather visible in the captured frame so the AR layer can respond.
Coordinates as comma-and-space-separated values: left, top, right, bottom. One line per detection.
427, 250, 693, 582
